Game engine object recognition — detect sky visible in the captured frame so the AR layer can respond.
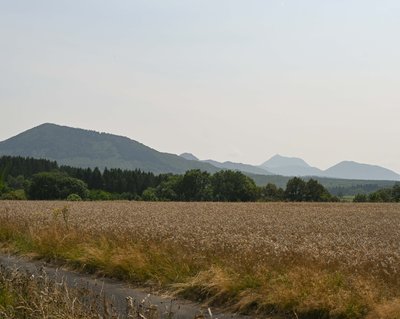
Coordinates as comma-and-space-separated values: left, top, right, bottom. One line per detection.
1, 0, 400, 172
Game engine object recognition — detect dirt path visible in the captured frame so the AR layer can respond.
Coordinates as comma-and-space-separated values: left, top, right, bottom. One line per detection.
0, 254, 252, 319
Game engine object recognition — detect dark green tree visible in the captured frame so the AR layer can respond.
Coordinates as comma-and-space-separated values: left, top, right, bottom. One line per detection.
28, 172, 89, 200
304, 179, 331, 202
142, 187, 158, 201
392, 183, 400, 202
178, 169, 212, 201
0, 176, 5, 195
0, 161, 10, 195
88, 167, 104, 189
353, 194, 368, 202
211, 170, 258, 202
285, 177, 306, 202
368, 188, 392, 202
6, 175, 26, 190
156, 175, 182, 201
260, 183, 284, 201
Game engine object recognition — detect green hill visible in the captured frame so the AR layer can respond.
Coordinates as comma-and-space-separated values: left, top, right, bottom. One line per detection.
0, 123, 220, 174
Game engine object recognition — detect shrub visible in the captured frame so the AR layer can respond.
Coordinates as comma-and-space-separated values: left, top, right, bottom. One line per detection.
66, 194, 82, 201
0, 189, 27, 200
142, 187, 158, 201
88, 189, 112, 201
353, 194, 368, 202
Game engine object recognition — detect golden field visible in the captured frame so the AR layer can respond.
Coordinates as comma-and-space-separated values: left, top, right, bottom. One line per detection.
1, 201, 400, 318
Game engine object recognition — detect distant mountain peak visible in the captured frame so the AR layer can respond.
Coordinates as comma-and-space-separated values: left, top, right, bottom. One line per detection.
179, 153, 199, 161
324, 161, 400, 181
202, 159, 273, 176
261, 154, 310, 169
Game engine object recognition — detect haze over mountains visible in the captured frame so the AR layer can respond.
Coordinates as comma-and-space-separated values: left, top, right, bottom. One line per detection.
0, 123, 399, 181
180, 153, 400, 181
260, 155, 323, 177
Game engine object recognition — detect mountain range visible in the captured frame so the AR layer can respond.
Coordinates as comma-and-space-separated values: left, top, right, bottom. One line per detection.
0, 123, 399, 181
179, 153, 400, 181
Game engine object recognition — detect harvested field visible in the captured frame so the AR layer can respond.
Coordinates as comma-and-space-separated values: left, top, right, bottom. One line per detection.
1, 201, 400, 318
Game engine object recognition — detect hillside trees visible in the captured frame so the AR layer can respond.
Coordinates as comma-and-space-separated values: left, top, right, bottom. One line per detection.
0, 156, 58, 178
58, 166, 165, 197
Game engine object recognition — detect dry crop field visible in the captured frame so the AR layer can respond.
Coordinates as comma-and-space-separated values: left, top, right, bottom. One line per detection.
1, 201, 400, 318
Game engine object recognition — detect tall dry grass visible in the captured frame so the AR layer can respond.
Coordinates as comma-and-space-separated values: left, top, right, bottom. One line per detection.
1, 201, 400, 318
0, 264, 173, 319
0, 264, 102, 318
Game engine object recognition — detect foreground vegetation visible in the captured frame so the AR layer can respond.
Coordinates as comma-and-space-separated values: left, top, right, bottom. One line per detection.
1, 201, 400, 318
0, 264, 167, 319
0, 265, 98, 318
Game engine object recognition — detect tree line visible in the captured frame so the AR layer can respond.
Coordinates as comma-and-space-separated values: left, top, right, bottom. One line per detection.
0, 155, 355, 202
353, 185, 400, 203
0, 156, 166, 200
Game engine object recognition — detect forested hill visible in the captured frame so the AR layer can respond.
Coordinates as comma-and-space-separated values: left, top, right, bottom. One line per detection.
0, 123, 219, 174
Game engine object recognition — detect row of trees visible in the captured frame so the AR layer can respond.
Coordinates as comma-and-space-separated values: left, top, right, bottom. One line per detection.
0, 156, 59, 199
142, 170, 261, 202
0, 156, 302, 201
61, 166, 167, 196
0, 156, 166, 200
142, 172, 338, 202
328, 184, 389, 197
353, 184, 400, 202
0, 155, 350, 202
0, 156, 58, 179
24, 170, 335, 202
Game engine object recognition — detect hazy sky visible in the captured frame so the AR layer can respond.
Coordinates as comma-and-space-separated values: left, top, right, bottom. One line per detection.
1, 1, 400, 172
